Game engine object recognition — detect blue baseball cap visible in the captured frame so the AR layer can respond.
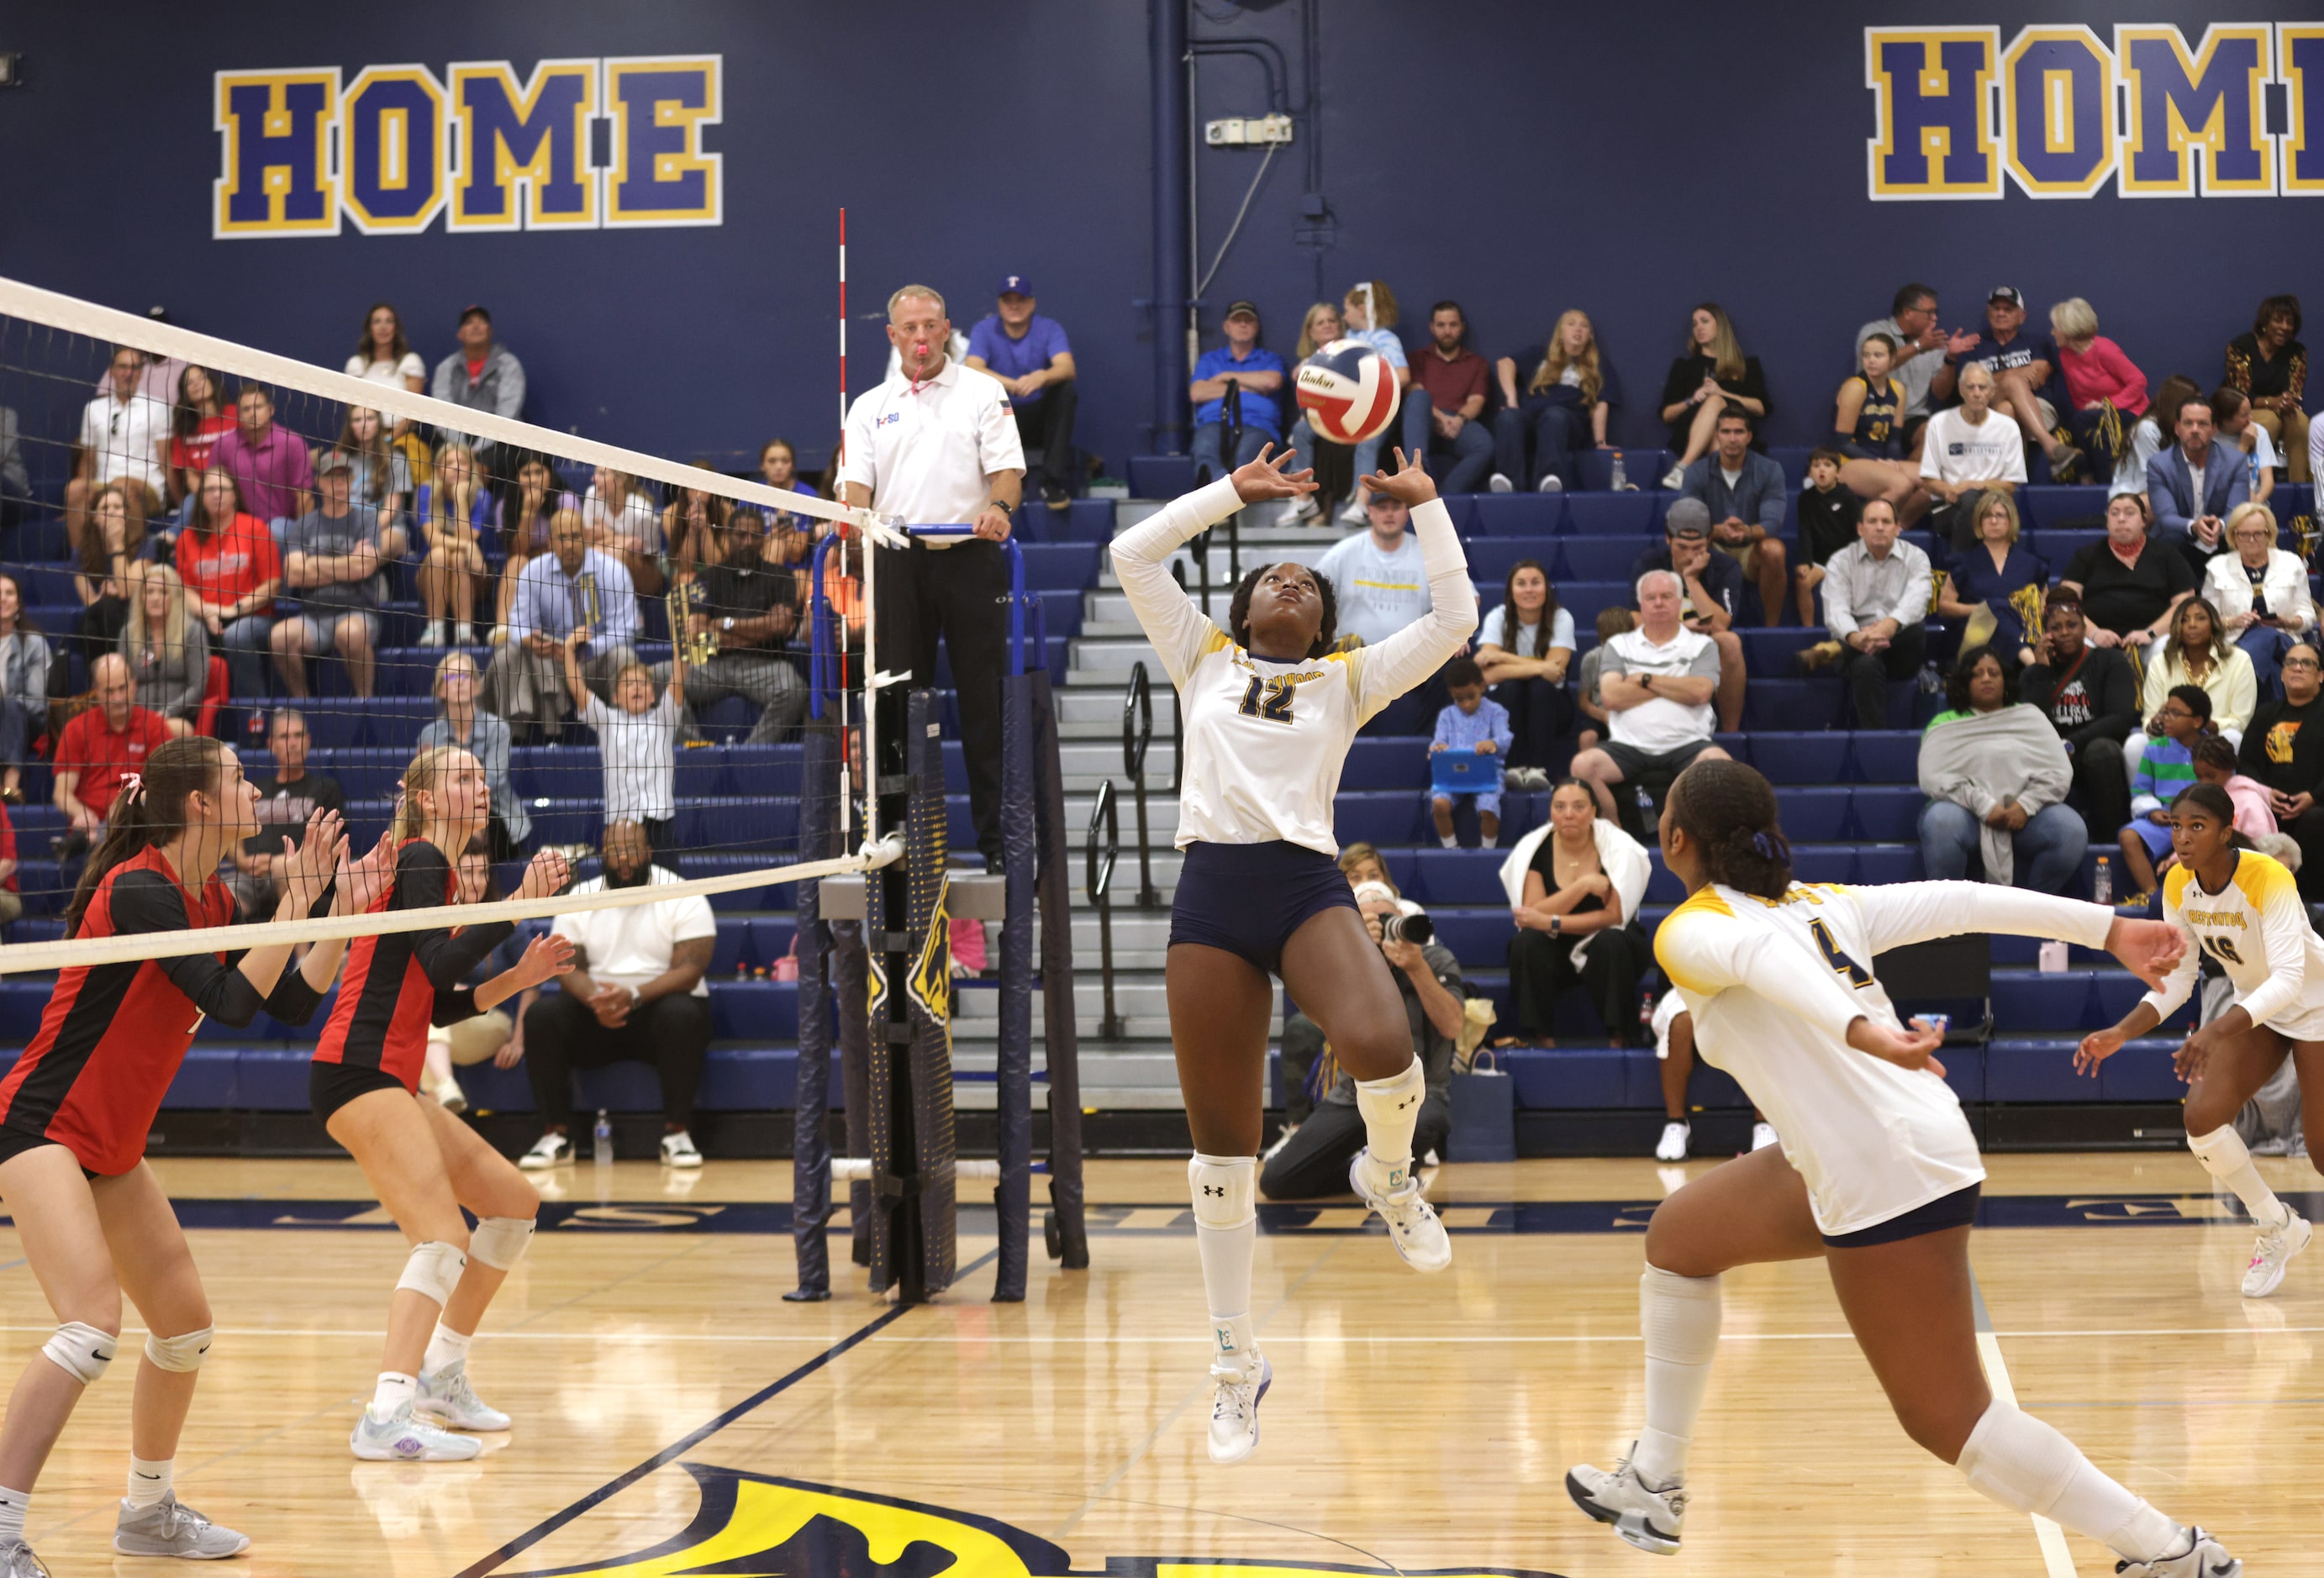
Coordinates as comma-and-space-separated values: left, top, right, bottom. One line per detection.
998, 275, 1034, 297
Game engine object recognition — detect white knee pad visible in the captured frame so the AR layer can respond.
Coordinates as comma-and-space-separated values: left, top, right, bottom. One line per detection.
1958, 1400, 2081, 1518
394, 1240, 468, 1307
466, 1215, 535, 1271
1188, 1154, 1256, 1231
142, 1326, 213, 1374
41, 1321, 117, 1386
1641, 1263, 1723, 1365
2186, 1123, 2251, 1177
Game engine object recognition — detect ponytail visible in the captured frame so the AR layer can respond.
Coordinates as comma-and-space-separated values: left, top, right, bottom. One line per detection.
1668, 757, 1794, 900
65, 737, 229, 936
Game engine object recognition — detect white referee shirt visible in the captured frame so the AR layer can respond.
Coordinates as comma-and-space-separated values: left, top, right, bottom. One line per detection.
840, 360, 1025, 549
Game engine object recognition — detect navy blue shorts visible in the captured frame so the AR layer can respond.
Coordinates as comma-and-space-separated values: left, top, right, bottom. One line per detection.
1169, 840, 1357, 976
1822, 1181, 1983, 1248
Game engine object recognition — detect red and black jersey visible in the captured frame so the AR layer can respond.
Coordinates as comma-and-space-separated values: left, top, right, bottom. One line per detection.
0, 847, 326, 1176
313, 839, 513, 1091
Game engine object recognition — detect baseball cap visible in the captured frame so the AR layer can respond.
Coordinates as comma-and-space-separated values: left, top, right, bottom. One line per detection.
1987, 286, 2024, 308
997, 275, 1034, 297
1665, 497, 1711, 538
1352, 881, 1399, 907
314, 450, 353, 476
1223, 300, 1261, 321
459, 302, 492, 325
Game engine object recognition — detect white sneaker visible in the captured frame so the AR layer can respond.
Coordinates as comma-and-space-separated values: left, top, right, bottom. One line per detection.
0, 1540, 49, 1576
113, 1492, 250, 1559
1536, 474, 1563, 492
1751, 1122, 1779, 1152
1655, 1121, 1690, 1163
416, 1358, 511, 1432
456, 623, 477, 646
1206, 1353, 1272, 1465
350, 1400, 482, 1461
1486, 472, 1514, 493
1568, 1448, 1688, 1555
517, 1132, 572, 1171
1336, 498, 1368, 525
1520, 767, 1552, 791
2114, 1526, 2241, 1577
2241, 1206, 2311, 1298
418, 621, 446, 648
1659, 465, 1687, 491
1348, 1148, 1452, 1272
1277, 496, 1319, 526
661, 1129, 704, 1169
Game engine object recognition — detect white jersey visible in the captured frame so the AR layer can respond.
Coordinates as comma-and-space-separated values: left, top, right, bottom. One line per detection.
1655, 878, 2116, 1236
1110, 476, 1475, 855
2142, 850, 2324, 1039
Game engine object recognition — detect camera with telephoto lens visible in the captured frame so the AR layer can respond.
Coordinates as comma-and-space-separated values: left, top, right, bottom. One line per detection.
1379, 910, 1433, 946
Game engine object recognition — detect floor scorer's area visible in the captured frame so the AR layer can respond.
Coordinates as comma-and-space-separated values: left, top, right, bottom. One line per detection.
0, 1153, 2312, 1576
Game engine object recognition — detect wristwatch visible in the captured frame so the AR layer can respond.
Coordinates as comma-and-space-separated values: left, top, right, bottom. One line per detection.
1550, 915, 1562, 935
721, 617, 735, 633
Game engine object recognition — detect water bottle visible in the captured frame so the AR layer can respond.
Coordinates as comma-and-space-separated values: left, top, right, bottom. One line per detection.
2092, 854, 2113, 907
1610, 450, 1627, 492
593, 1109, 613, 1166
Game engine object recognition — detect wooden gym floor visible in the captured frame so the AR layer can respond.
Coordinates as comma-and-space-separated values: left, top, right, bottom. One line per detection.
0, 1150, 2316, 1576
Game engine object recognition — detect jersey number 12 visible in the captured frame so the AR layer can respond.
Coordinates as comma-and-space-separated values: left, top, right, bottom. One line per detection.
1238, 675, 1297, 724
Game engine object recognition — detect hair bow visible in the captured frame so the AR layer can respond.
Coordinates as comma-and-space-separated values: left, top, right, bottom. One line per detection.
1751, 829, 1788, 862
118, 772, 145, 807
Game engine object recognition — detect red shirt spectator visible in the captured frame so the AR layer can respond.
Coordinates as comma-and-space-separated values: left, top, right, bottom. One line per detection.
2056, 335, 2149, 418
55, 657, 171, 828
0, 799, 18, 894
177, 508, 282, 608
1412, 334, 1489, 415
170, 413, 235, 479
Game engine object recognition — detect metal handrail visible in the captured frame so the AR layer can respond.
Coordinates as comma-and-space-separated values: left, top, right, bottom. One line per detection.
1086, 780, 1123, 1039
1124, 663, 1160, 907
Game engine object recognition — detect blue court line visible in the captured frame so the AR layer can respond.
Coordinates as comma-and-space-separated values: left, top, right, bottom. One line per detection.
453, 1246, 1001, 1578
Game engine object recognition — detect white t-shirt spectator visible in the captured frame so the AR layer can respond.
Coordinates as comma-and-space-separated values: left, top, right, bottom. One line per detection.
345, 351, 427, 389
1314, 531, 1436, 648
1599, 626, 1719, 753
583, 690, 679, 823
551, 866, 715, 998
1919, 408, 2027, 489
77, 391, 170, 496
2114, 412, 2168, 497
840, 359, 1025, 544
582, 484, 664, 556
1477, 603, 1578, 655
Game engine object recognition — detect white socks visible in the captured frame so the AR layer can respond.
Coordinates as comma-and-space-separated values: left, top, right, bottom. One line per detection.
369, 1370, 417, 1421
0, 1485, 27, 1546
1439, 834, 1458, 849
1353, 1060, 1425, 1194
1958, 1399, 2182, 1564
1631, 1263, 1723, 1489
2188, 1124, 2290, 1229
125, 1455, 171, 1511
1188, 1154, 1258, 1376
423, 1323, 473, 1377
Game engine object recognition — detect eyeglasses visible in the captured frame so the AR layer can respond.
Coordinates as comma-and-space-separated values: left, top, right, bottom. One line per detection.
2284, 658, 2321, 671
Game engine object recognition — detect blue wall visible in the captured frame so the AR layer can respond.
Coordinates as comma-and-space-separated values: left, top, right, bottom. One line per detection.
3, 1, 2321, 476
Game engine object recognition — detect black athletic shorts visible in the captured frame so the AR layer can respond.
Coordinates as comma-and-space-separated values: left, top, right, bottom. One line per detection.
310, 1062, 411, 1125
0, 1125, 102, 1179
1822, 1181, 1983, 1248
1168, 839, 1358, 977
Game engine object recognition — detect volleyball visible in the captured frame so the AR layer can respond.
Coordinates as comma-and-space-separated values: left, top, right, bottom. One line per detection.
1295, 339, 1401, 444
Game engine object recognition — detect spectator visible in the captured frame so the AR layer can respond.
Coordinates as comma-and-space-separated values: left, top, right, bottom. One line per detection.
336, 406, 411, 528
2127, 597, 2256, 761
53, 653, 171, 849
165, 365, 232, 507
210, 383, 312, 530
0, 402, 26, 534
1937, 286, 2081, 481
486, 508, 641, 742
1315, 487, 1433, 649
1630, 500, 1747, 732
1646, 990, 1779, 1160
1573, 606, 1634, 751
1931, 490, 2044, 666
175, 467, 278, 700
71, 482, 137, 665
661, 463, 732, 574
2146, 392, 2248, 572
0, 799, 18, 928
1401, 302, 1493, 496
418, 842, 534, 1114
517, 820, 715, 1171
2210, 387, 2279, 510
1496, 777, 1651, 1049
1678, 408, 1789, 626
2114, 373, 2201, 497
1430, 655, 1511, 848
1831, 333, 1925, 524
966, 276, 1078, 511
752, 438, 822, 564
1327, 280, 1414, 521
2058, 492, 2194, 649
1258, 878, 1460, 1200
1918, 361, 2026, 547
1569, 569, 1731, 828
1792, 449, 1863, 625
2226, 294, 2309, 483
667, 507, 805, 744
1489, 310, 1620, 494
419, 650, 527, 859
1188, 301, 1287, 488
2241, 641, 2324, 897
564, 641, 681, 852
582, 465, 665, 596
1812, 497, 1931, 729
2047, 297, 2147, 482
2206, 502, 2311, 692
229, 707, 344, 917
429, 304, 526, 467
0, 574, 49, 805
1271, 844, 1418, 1144
418, 440, 489, 648
1278, 302, 1350, 522
66, 346, 169, 557
492, 453, 565, 643
1656, 302, 1770, 488
270, 451, 401, 699
119, 564, 207, 739
840, 283, 1026, 871
2021, 598, 2140, 842
345, 300, 430, 471
1855, 282, 1948, 431
1917, 645, 2088, 892
2116, 685, 2216, 898
2190, 734, 2277, 839
1474, 558, 1575, 786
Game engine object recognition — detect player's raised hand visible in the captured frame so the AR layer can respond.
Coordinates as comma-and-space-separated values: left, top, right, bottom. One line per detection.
2105, 917, 2186, 990
509, 933, 577, 989
1230, 444, 1317, 504
279, 807, 347, 915
517, 848, 571, 902
1359, 448, 1440, 507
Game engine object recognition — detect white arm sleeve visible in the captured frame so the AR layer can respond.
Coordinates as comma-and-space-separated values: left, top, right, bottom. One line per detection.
1848, 880, 2116, 958
1106, 476, 1248, 688
1655, 909, 1868, 1045
1344, 497, 1479, 722
2136, 884, 2200, 1023
2234, 866, 2311, 1028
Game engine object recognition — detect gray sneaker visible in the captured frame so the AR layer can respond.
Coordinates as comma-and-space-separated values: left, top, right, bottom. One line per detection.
113, 1492, 250, 1559
0, 1541, 48, 1576
416, 1358, 512, 1432
350, 1399, 482, 1461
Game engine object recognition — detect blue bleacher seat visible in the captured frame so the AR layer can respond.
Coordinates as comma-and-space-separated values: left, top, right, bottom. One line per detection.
1561, 492, 1663, 536
1466, 495, 1565, 537
2018, 486, 2109, 528
1556, 537, 1642, 581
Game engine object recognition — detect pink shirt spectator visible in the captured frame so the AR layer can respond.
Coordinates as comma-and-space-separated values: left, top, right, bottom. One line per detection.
2057, 336, 2149, 417
2223, 772, 2277, 838
212, 424, 313, 523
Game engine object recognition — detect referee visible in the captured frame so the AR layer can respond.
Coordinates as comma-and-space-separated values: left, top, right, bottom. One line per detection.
841, 284, 1026, 869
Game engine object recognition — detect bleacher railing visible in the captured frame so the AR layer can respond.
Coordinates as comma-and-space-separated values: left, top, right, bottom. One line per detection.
1086, 778, 1123, 1041
1123, 661, 1162, 908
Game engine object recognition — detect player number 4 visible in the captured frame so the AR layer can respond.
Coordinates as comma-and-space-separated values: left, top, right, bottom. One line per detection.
1810, 918, 1873, 988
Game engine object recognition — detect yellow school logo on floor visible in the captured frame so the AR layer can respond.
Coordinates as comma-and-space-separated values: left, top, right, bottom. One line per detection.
505, 1465, 1573, 1578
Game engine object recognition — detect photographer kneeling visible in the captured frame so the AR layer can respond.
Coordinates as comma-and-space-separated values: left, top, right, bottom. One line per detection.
1260, 882, 1464, 1200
